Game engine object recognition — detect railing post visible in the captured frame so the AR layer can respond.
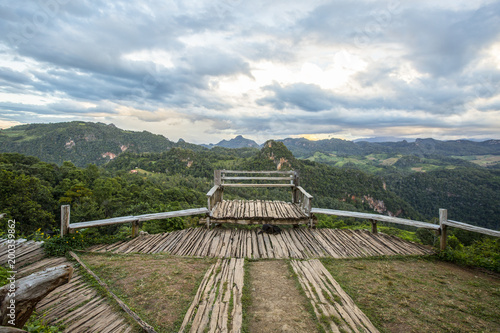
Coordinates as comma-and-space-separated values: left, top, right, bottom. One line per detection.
439, 208, 448, 251
370, 219, 378, 234
214, 170, 221, 186
131, 220, 139, 238
61, 205, 70, 237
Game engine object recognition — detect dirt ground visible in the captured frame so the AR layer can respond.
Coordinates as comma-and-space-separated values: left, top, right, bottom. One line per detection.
247, 260, 318, 333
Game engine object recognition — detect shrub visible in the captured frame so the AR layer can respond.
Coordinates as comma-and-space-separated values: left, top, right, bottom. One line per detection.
438, 237, 500, 272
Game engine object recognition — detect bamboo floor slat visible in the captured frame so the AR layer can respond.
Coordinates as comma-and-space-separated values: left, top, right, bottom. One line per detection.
212, 200, 308, 220
90, 228, 434, 259
291, 259, 379, 333
179, 258, 244, 333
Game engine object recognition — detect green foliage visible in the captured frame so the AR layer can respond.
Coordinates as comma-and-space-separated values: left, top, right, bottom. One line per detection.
42, 228, 128, 257
438, 237, 500, 272
388, 168, 500, 229
0, 265, 10, 286
142, 217, 185, 234
23, 313, 63, 332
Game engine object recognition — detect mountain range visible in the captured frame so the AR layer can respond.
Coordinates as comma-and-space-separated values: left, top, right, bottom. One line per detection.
0, 122, 499, 168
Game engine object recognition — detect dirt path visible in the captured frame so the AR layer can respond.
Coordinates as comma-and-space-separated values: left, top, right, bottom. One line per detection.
247, 260, 318, 333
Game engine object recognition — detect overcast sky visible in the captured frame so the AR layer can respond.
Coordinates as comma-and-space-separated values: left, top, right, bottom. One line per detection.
0, 0, 499, 144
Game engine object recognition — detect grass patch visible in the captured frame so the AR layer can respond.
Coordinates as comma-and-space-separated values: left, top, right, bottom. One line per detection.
321, 256, 500, 333
78, 252, 215, 333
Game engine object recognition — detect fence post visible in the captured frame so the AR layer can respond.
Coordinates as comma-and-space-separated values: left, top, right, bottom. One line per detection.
439, 208, 447, 251
214, 170, 221, 186
131, 220, 139, 238
370, 219, 378, 234
61, 205, 70, 237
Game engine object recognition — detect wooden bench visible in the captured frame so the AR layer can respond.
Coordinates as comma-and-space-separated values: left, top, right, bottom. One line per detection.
205, 170, 315, 227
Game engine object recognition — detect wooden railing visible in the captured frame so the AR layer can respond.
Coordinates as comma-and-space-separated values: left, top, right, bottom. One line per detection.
60, 205, 209, 237
311, 207, 499, 250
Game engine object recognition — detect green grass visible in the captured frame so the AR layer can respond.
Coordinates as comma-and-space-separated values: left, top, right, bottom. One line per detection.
321, 256, 500, 333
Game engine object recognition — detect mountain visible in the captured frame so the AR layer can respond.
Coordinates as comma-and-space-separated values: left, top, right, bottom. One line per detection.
0, 122, 205, 167
354, 137, 417, 143
279, 137, 500, 158
203, 135, 260, 149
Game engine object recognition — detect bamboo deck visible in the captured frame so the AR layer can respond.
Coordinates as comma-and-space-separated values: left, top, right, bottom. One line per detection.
179, 258, 244, 333
291, 259, 379, 333
87, 228, 433, 258
210, 200, 309, 224
0, 238, 45, 268
17, 257, 133, 333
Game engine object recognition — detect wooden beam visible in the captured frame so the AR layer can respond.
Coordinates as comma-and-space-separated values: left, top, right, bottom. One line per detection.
221, 184, 295, 188
220, 170, 295, 174
221, 176, 293, 181
296, 186, 313, 199
69, 208, 209, 230
439, 208, 448, 251
371, 219, 378, 234
60, 205, 70, 237
443, 219, 500, 238
311, 208, 440, 230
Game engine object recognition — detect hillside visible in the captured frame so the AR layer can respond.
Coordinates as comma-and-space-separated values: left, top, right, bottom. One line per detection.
0, 122, 204, 167
280, 137, 500, 158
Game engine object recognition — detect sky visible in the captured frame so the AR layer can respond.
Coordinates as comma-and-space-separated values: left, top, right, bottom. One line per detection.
0, 0, 499, 144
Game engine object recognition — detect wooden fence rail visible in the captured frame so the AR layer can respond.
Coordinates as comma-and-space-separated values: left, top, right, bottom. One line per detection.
311, 208, 440, 231
61, 205, 209, 237
311, 207, 499, 251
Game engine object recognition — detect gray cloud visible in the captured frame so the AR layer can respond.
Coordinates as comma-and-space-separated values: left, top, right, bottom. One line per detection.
0, 0, 499, 141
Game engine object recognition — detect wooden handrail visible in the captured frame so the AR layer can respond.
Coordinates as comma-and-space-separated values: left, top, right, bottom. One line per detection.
443, 219, 500, 237
311, 208, 440, 230
63, 207, 209, 236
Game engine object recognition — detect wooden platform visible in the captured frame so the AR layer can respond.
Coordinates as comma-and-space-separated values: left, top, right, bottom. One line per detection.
17, 257, 133, 333
209, 200, 310, 224
0, 238, 45, 268
87, 228, 433, 259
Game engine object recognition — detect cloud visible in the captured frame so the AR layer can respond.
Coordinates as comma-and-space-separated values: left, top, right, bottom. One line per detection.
0, 0, 499, 143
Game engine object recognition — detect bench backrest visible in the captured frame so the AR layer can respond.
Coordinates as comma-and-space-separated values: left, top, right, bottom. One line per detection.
214, 170, 299, 188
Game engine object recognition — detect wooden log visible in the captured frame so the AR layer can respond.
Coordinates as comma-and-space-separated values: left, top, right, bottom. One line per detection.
60, 205, 70, 237
370, 219, 378, 234
68, 252, 156, 333
0, 264, 73, 328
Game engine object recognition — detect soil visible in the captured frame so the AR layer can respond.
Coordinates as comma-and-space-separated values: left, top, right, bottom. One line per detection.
247, 260, 318, 333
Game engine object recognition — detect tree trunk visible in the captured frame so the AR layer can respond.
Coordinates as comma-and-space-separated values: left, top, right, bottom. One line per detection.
0, 264, 73, 328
